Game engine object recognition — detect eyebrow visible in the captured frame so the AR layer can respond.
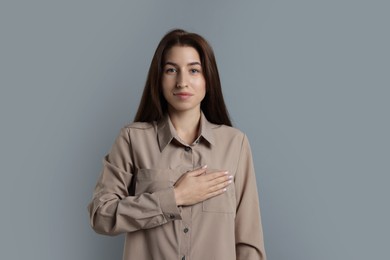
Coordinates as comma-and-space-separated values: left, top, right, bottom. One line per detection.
164, 61, 202, 66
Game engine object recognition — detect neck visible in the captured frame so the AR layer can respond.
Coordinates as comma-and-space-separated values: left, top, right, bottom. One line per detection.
168, 109, 201, 145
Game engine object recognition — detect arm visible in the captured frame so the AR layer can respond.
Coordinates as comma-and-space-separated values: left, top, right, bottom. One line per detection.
235, 135, 267, 260
87, 128, 181, 236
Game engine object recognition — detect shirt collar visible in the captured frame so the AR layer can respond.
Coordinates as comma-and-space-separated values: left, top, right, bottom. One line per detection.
157, 112, 216, 152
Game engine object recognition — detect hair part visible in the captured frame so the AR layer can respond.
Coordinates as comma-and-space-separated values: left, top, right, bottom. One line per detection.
134, 29, 232, 126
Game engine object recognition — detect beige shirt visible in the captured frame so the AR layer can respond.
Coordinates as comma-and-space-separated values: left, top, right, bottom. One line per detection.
88, 113, 266, 260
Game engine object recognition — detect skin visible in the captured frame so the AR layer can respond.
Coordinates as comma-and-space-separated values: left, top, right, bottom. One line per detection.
162, 45, 206, 117
161, 45, 233, 206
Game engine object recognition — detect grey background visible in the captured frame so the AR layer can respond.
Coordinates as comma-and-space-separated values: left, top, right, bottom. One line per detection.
1, 0, 389, 259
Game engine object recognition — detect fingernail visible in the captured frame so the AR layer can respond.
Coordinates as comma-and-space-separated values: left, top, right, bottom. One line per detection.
228, 175, 233, 179
202, 165, 208, 169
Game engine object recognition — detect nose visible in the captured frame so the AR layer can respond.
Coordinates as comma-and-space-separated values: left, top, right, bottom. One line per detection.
176, 71, 188, 88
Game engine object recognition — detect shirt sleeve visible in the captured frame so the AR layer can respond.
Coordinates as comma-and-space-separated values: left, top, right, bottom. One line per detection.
87, 127, 181, 236
234, 134, 267, 260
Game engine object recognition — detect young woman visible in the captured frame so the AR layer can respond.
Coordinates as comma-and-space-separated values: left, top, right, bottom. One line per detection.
88, 29, 266, 260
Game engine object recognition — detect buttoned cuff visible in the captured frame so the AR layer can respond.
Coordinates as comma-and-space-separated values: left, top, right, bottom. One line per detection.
155, 188, 182, 221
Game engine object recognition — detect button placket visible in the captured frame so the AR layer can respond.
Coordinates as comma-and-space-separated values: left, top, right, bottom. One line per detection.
180, 207, 191, 260
179, 145, 193, 259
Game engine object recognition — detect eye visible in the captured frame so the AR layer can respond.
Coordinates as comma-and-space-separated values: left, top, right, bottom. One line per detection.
165, 67, 177, 74
190, 68, 201, 74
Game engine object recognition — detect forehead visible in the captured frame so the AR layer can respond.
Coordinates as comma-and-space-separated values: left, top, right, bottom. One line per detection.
164, 45, 201, 63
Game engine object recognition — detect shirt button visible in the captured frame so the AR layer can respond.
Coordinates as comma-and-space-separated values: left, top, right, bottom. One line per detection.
183, 227, 189, 233
184, 146, 191, 152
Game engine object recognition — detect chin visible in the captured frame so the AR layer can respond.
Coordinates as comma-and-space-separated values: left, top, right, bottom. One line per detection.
168, 105, 200, 114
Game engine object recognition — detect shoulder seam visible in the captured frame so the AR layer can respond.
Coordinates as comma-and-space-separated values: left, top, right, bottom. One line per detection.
123, 122, 154, 130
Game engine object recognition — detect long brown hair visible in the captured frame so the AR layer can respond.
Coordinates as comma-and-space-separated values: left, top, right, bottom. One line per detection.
134, 29, 232, 126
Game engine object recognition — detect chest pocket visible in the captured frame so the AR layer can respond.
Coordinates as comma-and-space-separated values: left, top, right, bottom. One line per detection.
202, 179, 236, 214
134, 168, 181, 195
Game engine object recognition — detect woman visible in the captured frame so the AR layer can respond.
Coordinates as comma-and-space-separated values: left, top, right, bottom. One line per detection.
88, 29, 266, 260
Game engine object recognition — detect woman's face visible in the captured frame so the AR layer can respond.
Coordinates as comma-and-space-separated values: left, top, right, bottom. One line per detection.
161, 45, 206, 116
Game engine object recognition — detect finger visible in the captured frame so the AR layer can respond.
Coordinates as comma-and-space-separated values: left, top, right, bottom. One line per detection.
203, 170, 229, 181
204, 188, 227, 200
206, 173, 232, 185
208, 178, 233, 192
188, 165, 207, 176
208, 175, 232, 188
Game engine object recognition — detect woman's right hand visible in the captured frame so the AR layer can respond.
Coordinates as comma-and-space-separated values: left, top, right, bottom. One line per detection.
173, 166, 233, 206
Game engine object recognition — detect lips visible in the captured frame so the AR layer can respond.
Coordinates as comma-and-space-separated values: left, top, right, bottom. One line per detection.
173, 92, 193, 100
173, 92, 193, 97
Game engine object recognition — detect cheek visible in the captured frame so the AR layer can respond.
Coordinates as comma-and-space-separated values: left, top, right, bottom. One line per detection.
161, 77, 172, 92
163, 73, 177, 82
192, 76, 205, 89
197, 78, 206, 95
